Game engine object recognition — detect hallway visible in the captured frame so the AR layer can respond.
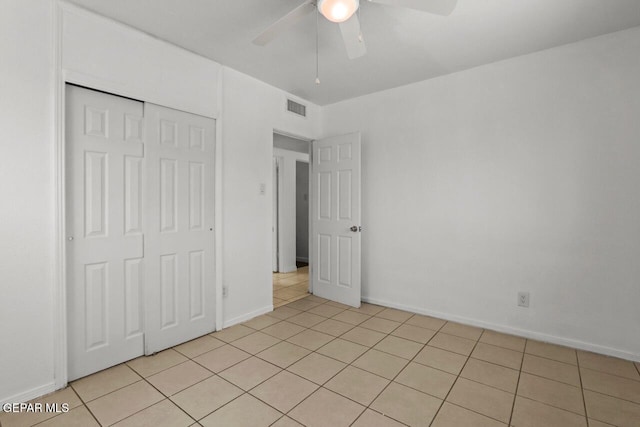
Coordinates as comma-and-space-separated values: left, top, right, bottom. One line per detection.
273, 266, 310, 308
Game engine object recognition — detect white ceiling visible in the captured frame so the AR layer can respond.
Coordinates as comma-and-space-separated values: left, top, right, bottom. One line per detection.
67, 0, 640, 105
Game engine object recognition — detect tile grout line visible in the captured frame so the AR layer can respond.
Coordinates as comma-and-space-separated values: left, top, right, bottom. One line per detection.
48, 291, 635, 427
250, 320, 356, 424
139, 369, 199, 426
28, 386, 101, 427
265, 306, 379, 419
579, 365, 640, 383
216, 299, 370, 424
164, 334, 295, 424
199, 303, 503, 426
507, 337, 527, 427
290, 308, 411, 426
350, 310, 447, 426
263, 305, 416, 425
43, 304, 510, 426
374, 317, 448, 426
198, 348, 328, 425
272, 272, 310, 305
160, 347, 270, 423
575, 351, 591, 427
578, 387, 640, 406
77, 360, 205, 426
427, 328, 484, 427
513, 348, 597, 420
346, 313, 423, 425
524, 351, 640, 382
66, 381, 106, 427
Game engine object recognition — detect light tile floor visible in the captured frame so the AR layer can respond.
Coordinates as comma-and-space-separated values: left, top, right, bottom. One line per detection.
273, 267, 310, 308
2, 296, 640, 426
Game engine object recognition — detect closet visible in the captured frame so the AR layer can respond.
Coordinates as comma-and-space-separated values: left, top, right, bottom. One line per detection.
66, 85, 216, 380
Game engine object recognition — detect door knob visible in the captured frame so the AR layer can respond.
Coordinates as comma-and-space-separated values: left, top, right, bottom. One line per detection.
350, 226, 361, 232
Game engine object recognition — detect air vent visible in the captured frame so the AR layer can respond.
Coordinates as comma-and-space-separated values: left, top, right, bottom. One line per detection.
287, 99, 307, 117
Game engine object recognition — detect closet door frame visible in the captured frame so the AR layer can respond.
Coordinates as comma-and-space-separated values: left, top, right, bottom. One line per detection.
53, 74, 223, 390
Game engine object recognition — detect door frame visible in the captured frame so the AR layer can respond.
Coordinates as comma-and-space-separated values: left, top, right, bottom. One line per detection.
272, 157, 280, 272
272, 130, 313, 288
273, 151, 310, 274
53, 75, 223, 388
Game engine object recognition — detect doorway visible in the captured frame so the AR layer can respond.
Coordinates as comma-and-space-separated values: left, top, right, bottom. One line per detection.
272, 133, 311, 307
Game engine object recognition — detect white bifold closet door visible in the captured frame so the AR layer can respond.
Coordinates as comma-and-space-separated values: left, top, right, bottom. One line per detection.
66, 85, 216, 381
66, 85, 146, 380
144, 103, 216, 355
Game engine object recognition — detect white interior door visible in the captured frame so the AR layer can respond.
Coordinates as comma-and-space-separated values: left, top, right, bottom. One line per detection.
66, 85, 145, 380
310, 132, 362, 307
144, 103, 216, 354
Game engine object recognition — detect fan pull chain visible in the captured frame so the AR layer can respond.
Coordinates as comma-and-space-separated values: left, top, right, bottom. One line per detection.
358, 6, 363, 42
315, 6, 320, 85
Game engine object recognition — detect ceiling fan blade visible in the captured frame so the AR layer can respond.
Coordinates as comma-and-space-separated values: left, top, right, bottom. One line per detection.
253, 1, 316, 46
339, 14, 367, 59
367, 0, 458, 16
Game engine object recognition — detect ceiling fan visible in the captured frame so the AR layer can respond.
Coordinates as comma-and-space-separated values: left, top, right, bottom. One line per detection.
252, 0, 458, 60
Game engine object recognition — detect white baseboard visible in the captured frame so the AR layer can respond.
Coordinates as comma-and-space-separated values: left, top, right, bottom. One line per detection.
362, 296, 640, 363
222, 305, 273, 329
1, 382, 57, 406
281, 265, 297, 273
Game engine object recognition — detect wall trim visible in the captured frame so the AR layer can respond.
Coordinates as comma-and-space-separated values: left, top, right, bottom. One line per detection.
275, 154, 286, 273
63, 70, 220, 120
1, 382, 57, 406
52, 0, 68, 392
222, 305, 273, 329
214, 62, 224, 331
273, 146, 310, 274
281, 265, 298, 273
362, 296, 640, 363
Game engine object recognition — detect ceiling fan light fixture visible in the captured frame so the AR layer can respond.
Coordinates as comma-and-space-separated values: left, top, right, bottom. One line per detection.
317, 0, 359, 23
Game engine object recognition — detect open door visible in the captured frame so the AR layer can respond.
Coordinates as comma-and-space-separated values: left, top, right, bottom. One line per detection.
310, 132, 361, 307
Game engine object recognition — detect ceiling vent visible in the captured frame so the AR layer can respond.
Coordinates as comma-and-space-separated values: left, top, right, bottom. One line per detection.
287, 99, 307, 117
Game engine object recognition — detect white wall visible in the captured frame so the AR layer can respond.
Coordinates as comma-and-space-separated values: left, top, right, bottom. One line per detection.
221, 68, 320, 326
62, 2, 220, 117
0, 0, 321, 403
322, 27, 640, 361
5, 0, 637, 408
0, 0, 56, 404
273, 148, 310, 273
274, 133, 310, 153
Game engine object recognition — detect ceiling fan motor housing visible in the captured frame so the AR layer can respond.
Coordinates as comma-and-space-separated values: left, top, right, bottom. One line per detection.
317, 0, 360, 23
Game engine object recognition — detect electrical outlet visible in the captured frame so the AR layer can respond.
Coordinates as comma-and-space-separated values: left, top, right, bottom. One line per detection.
223, 286, 229, 298
518, 292, 530, 308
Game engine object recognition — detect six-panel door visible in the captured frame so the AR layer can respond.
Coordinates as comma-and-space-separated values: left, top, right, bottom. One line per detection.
66, 85, 145, 380
311, 133, 362, 307
144, 103, 216, 354
66, 85, 216, 379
